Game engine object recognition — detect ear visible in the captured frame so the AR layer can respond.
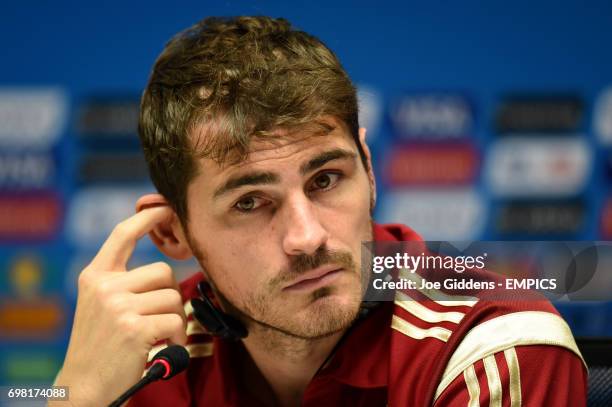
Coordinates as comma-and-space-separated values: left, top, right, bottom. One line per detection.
135, 194, 193, 260
358, 127, 377, 208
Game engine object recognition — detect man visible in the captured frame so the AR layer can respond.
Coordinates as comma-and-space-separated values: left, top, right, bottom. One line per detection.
53, 16, 587, 406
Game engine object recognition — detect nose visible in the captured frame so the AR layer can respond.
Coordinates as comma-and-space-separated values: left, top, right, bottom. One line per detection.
281, 193, 329, 256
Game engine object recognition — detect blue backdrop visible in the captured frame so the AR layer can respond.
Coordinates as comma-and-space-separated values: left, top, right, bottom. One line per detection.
1, 0, 611, 387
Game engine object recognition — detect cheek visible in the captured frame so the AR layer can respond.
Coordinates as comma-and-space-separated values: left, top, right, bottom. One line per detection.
346, 175, 372, 249
205, 234, 273, 297
331, 177, 373, 252
332, 177, 372, 228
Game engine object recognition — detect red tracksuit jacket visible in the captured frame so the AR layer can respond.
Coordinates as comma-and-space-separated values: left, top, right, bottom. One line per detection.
128, 223, 588, 406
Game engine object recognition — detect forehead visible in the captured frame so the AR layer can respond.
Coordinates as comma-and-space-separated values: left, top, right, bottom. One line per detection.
198, 117, 356, 177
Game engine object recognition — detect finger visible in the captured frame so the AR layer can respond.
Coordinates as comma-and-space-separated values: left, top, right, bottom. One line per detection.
144, 313, 187, 347
133, 289, 186, 322
135, 194, 168, 212
120, 262, 179, 294
90, 206, 173, 271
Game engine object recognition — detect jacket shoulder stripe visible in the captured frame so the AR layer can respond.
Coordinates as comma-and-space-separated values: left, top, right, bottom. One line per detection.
186, 320, 207, 336
184, 300, 193, 317
434, 311, 585, 401
395, 291, 466, 324
391, 314, 452, 342
399, 269, 479, 307
463, 364, 480, 407
185, 342, 213, 358
504, 348, 521, 407
483, 355, 502, 407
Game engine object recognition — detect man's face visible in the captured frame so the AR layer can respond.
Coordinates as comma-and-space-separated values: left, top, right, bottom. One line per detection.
184, 117, 374, 339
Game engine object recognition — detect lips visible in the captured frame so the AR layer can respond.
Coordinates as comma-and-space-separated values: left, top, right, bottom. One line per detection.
283, 265, 344, 291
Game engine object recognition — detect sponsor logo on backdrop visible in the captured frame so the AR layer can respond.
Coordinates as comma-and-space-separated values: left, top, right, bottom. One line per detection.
0, 88, 67, 148
0, 298, 66, 340
390, 93, 473, 140
384, 143, 479, 185
66, 187, 154, 248
378, 188, 485, 240
8, 255, 44, 299
77, 151, 149, 184
495, 95, 583, 133
1, 352, 62, 382
0, 152, 55, 189
0, 255, 65, 340
485, 137, 590, 197
495, 200, 585, 236
357, 85, 382, 141
0, 300, 65, 339
0, 193, 62, 240
76, 97, 140, 138
594, 86, 612, 144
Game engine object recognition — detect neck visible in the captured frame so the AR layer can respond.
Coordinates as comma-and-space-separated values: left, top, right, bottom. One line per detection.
240, 325, 346, 407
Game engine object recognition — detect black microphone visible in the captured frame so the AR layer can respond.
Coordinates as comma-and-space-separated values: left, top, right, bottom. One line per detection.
108, 345, 190, 407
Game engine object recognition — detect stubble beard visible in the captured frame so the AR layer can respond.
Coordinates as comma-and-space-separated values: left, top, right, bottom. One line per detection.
240, 275, 362, 341
186, 227, 375, 343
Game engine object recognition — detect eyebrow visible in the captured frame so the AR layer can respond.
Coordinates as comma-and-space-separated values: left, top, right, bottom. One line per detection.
213, 172, 279, 199
212, 148, 357, 200
299, 148, 356, 175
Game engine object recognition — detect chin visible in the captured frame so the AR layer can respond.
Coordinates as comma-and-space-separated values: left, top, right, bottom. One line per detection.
244, 277, 364, 339
287, 286, 362, 338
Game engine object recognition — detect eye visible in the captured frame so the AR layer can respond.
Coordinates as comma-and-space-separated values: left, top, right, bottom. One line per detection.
234, 196, 265, 212
311, 172, 342, 191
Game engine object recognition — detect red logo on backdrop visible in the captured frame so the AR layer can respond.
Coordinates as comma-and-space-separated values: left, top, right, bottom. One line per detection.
0, 193, 62, 240
0, 299, 65, 339
384, 143, 479, 185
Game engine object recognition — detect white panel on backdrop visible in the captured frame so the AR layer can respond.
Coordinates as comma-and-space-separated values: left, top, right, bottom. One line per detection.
66, 186, 155, 249
378, 188, 486, 240
0, 88, 67, 148
390, 93, 473, 140
485, 137, 591, 197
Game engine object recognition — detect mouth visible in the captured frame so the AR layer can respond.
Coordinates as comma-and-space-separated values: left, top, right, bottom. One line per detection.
282, 265, 345, 292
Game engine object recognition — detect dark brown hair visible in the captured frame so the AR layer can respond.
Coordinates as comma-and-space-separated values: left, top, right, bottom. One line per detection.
139, 16, 365, 224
